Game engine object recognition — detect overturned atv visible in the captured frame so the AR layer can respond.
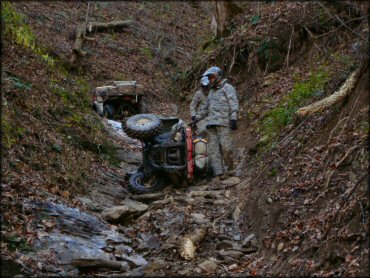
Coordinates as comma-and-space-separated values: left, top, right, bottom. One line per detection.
122, 114, 208, 194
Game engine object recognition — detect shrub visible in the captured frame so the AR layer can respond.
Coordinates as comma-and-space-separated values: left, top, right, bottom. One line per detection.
260, 66, 330, 145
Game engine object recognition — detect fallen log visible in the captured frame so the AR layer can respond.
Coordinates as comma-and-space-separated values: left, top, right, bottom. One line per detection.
71, 20, 134, 64
296, 62, 367, 117
179, 227, 207, 260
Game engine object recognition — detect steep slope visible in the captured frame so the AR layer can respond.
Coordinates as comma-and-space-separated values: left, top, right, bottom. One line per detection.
1, 1, 368, 277
1, 1, 211, 270
178, 1, 369, 276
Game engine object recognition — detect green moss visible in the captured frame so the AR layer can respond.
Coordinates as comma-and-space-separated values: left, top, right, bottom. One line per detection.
5, 235, 32, 253
259, 66, 330, 147
2, 117, 17, 148
2, 2, 56, 66
141, 47, 154, 59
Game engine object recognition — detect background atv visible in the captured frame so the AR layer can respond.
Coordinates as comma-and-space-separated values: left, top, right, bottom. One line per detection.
92, 81, 144, 120
122, 114, 208, 194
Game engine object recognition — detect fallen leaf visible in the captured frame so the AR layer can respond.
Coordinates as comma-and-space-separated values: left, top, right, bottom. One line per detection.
61, 190, 70, 198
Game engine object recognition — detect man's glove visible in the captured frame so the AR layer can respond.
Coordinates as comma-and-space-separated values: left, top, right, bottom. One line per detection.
230, 119, 237, 130
191, 116, 198, 127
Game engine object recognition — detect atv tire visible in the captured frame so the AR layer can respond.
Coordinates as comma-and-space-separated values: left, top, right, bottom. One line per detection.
128, 171, 165, 194
104, 104, 115, 119
122, 114, 162, 140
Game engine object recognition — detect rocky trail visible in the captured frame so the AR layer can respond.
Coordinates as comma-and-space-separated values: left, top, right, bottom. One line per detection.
2, 1, 368, 277
4, 119, 254, 277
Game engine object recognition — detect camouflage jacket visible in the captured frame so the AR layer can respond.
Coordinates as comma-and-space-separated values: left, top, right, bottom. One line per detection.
197, 79, 239, 127
190, 89, 207, 117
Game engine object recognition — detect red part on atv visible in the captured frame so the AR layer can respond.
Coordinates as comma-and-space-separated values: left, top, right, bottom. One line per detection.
186, 127, 194, 180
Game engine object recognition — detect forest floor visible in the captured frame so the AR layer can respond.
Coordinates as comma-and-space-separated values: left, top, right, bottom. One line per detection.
2, 1, 368, 277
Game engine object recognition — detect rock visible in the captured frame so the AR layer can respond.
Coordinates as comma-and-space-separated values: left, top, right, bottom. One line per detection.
121, 199, 148, 212
187, 191, 219, 198
250, 238, 259, 248
277, 242, 284, 252
120, 261, 131, 272
78, 197, 103, 212
143, 259, 167, 276
191, 213, 209, 225
186, 185, 208, 193
114, 245, 133, 254
228, 263, 238, 271
267, 197, 273, 204
137, 235, 161, 251
221, 177, 241, 186
102, 199, 148, 222
101, 206, 132, 222
242, 233, 256, 248
213, 199, 227, 205
115, 149, 142, 165
263, 72, 279, 87
149, 198, 170, 209
216, 241, 234, 250
179, 268, 193, 276
198, 260, 218, 273
218, 250, 244, 259
121, 254, 148, 268
131, 193, 163, 202
124, 265, 146, 277
232, 204, 242, 222
233, 234, 241, 241
242, 247, 258, 254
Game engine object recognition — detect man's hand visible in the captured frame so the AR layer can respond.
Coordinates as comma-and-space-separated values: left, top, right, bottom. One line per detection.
191, 116, 198, 127
230, 119, 237, 130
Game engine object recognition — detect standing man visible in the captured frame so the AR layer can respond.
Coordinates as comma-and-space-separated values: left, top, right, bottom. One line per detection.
190, 76, 210, 136
193, 66, 239, 179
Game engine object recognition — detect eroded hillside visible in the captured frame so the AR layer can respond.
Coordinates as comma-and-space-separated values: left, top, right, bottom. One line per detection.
2, 1, 369, 277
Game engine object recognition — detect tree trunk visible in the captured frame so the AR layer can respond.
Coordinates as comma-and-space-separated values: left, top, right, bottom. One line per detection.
296, 61, 367, 117
211, 1, 242, 38
71, 20, 134, 64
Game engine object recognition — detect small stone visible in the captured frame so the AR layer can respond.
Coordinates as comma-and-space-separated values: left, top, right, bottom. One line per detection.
186, 185, 208, 193
292, 246, 299, 252
143, 259, 167, 275
221, 177, 241, 186
216, 241, 233, 250
185, 198, 196, 204
277, 242, 284, 252
250, 238, 259, 248
121, 254, 148, 268
179, 268, 192, 276
267, 197, 273, 204
218, 250, 244, 259
191, 213, 209, 225
214, 199, 227, 205
121, 199, 149, 212
115, 245, 133, 254
198, 260, 218, 273
232, 204, 242, 222
242, 233, 256, 248
120, 261, 130, 272
228, 264, 238, 271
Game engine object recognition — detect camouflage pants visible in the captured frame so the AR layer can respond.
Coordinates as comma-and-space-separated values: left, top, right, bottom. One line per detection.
196, 119, 207, 137
206, 125, 234, 176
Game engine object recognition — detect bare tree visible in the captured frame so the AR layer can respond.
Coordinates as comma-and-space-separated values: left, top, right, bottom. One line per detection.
211, 0, 242, 38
